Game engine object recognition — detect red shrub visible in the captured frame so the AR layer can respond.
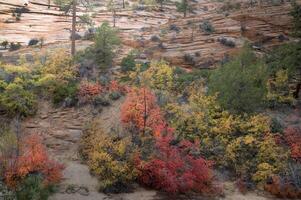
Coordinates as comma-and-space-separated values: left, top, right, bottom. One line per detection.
135, 134, 217, 194
4, 135, 64, 188
78, 81, 102, 103
284, 127, 301, 162
108, 80, 125, 93
121, 88, 169, 136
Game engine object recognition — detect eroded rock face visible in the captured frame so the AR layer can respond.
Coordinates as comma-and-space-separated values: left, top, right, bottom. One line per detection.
138, 1, 298, 68
0, 0, 299, 68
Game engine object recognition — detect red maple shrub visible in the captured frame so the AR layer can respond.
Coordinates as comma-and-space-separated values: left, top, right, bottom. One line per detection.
107, 80, 125, 93
78, 81, 102, 103
284, 127, 301, 162
121, 88, 169, 136
3, 134, 64, 188
135, 134, 218, 194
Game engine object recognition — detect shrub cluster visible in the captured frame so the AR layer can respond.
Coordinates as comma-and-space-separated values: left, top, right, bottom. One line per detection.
79, 121, 138, 193
1, 133, 64, 199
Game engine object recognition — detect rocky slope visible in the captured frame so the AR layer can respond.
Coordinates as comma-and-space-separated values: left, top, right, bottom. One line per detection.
1, 0, 299, 68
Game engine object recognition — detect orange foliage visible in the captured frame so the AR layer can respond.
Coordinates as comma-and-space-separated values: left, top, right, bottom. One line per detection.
284, 127, 301, 162
108, 80, 124, 93
121, 88, 170, 136
78, 81, 102, 103
4, 135, 64, 188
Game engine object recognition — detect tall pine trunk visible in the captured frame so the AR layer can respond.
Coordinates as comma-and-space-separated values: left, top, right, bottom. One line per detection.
71, 0, 76, 56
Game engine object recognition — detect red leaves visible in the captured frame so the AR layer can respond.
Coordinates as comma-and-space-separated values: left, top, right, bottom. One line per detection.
108, 80, 124, 93
122, 87, 219, 194
136, 134, 215, 194
78, 81, 102, 103
284, 127, 301, 162
4, 135, 64, 188
121, 88, 167, 136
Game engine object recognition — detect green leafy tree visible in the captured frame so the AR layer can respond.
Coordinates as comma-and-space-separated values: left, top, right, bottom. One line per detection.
209, 45, 268, 114
93, 22, 120, 68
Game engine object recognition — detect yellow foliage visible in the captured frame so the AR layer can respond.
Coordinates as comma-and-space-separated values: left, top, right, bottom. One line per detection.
252, 163, 276, 184
0, 64, 31, 74
79, 120, 138, 192
267, 69, 295, 104
142, 60, 174, 91
41, 50, 75, 82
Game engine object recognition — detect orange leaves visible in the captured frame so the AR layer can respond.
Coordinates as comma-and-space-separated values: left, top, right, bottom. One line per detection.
3, 135, 64, 188
284, 127, 301, 162
78, 81, 102, 98
121, 88, 167, 136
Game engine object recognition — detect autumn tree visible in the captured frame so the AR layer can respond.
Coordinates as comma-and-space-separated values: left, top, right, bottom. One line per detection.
121, 88, 167, 136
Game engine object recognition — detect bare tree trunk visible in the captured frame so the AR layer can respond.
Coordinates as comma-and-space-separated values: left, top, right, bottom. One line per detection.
15, 115, 21, 157
123, 0, 125, 8
143, 88, 147, 136
71, 0, 77, 56
113, 10, 116, 27
48, 0, 50, 8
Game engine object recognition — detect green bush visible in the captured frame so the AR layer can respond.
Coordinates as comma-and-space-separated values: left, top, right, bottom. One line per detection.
200, 20, 215, 34
109, 91, 121, 100
265, 42, 301, 106
270, 117, 283, 134
93, 95, 110, 107
16, 174, 55, 200
52, 82, 78, 106
266, 41, 301, 79
121, 53, 136, 73
209, 45, 268, 114
9, 42, 21, 51
0, 83, 37, 117
291, 1, 301, 37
